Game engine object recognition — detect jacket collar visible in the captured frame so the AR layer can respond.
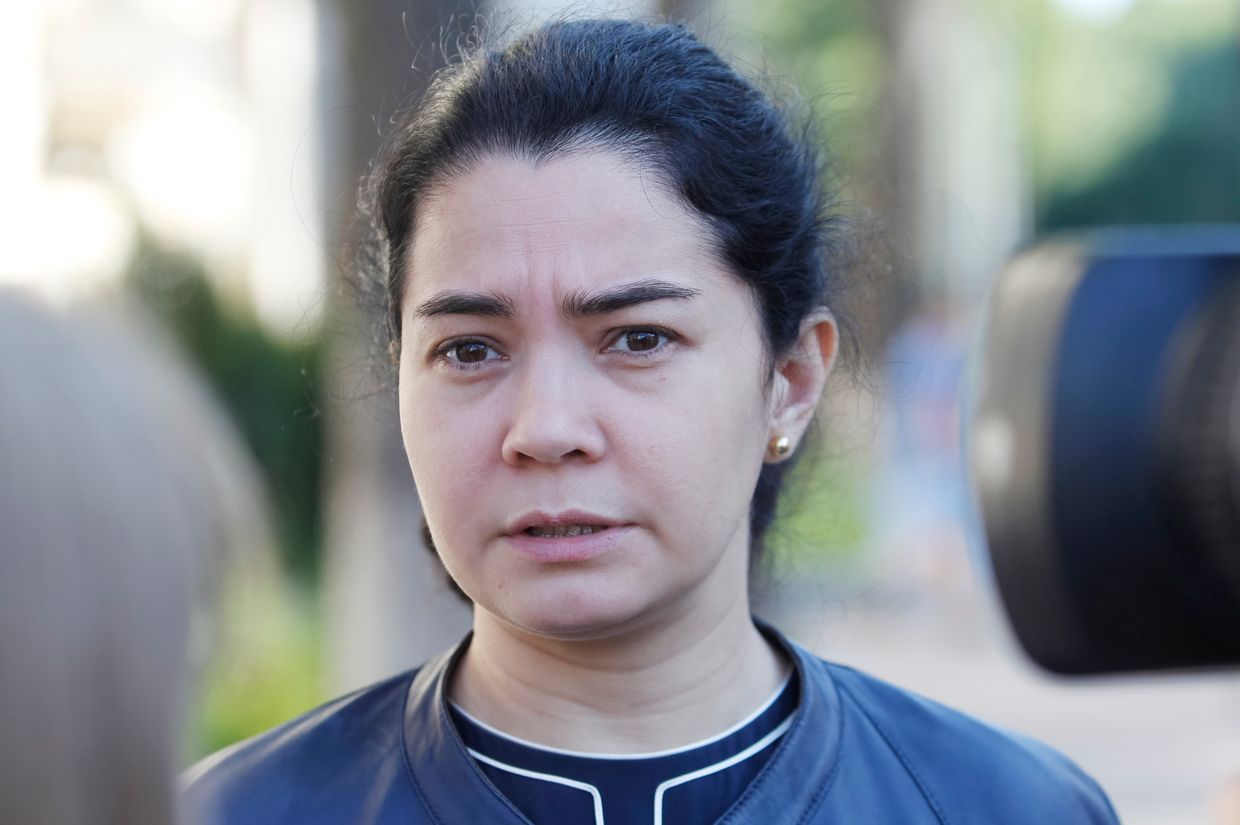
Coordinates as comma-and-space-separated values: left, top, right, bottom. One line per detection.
400, 622, 842, 824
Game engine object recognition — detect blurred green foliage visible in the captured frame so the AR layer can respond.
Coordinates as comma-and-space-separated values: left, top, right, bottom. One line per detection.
187, 573, 326, 759
126, 239, 333, 758
1020, 1, 1237, 203
750, 0, 1239, 229
748, 0, 883, 203
127, 238, 326, 582
1040, 41, 1240, 229
764, 432, 872, 574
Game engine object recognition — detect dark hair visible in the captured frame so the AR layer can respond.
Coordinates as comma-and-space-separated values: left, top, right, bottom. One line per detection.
359, 17, 849, 572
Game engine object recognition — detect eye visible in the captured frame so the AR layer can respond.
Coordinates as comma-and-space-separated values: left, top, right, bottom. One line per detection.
451, 341, 492, 363
607, 327, 675, 356
435, 338, 503, 369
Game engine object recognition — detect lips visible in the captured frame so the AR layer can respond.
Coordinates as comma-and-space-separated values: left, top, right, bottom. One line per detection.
524, 524, 608, 538
504, 510, 625, 537
502, 511, 633, 563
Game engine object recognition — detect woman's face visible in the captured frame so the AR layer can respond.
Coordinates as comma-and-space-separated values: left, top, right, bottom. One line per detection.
397, 149, 781, 639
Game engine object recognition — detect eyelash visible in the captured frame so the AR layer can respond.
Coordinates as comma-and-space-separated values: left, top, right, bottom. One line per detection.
431, 327, 678, 373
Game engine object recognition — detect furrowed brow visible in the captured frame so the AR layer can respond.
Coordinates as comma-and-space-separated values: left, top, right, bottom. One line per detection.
413, 291, 515, 319
562, 279, 701, 318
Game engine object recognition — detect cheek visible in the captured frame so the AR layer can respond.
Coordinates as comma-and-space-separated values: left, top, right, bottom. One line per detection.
613, 365, 770, 537
398, 376, 499, 535
692, 390, 768, 493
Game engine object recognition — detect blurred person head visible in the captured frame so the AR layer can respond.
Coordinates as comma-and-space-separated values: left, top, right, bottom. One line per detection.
356, 19, 852, 636
0, 290, 268, 825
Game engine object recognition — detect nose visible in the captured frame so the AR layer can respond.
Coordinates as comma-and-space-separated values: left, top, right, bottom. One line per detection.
500, 355, 606, 466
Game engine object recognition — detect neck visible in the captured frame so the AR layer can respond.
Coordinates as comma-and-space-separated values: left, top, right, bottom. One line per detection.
448, 583, 789, 754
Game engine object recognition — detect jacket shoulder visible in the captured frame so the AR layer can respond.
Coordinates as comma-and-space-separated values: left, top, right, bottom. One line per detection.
181, 669, 424, 825
824, 661, 1119, 824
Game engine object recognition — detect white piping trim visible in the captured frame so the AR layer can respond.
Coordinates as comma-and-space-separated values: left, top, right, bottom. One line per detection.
467, 748, 605, 825
651, 713, 795, 825
450, 671, 793, 760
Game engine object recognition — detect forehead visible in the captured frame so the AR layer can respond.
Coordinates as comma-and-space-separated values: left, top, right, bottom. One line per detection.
404, 149, 729, 300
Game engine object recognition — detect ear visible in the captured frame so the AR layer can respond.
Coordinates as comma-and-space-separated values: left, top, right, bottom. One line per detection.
766, 309, 839, 462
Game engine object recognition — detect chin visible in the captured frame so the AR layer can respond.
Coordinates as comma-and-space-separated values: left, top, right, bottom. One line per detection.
484, 576, 661, 642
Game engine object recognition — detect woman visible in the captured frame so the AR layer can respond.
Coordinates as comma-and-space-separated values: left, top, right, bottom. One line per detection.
184, 19, 1119, 824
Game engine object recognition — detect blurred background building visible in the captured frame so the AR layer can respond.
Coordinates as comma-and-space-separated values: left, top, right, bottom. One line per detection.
3, 0, 1238, 822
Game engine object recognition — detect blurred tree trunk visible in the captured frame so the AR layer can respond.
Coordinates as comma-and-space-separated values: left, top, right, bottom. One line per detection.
870, 0, 1027, 320
320, 0, 475, 694
870, 0, 923, 331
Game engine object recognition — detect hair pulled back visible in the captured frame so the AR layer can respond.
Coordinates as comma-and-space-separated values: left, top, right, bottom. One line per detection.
359, 17, 844, 563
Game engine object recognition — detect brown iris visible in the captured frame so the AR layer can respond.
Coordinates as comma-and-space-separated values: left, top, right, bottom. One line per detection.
625, 331, 659, 351
454, 342, 489, 363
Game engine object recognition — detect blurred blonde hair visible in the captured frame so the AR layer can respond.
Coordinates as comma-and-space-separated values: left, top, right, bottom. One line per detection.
0, 290, 270, 825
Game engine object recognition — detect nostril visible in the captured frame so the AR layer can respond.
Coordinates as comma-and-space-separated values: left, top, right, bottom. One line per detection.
500, 400, 606, 465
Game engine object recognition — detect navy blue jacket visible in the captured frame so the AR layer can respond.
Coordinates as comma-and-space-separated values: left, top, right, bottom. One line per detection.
183, 627, 1120, 824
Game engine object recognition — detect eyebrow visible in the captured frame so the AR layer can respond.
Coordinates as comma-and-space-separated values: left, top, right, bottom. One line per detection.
412, 278, 701, 320
413, 291, 515, 319
562, 278, 701, 317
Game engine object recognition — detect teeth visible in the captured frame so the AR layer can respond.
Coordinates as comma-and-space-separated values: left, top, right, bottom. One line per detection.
525, 524, 606, 538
